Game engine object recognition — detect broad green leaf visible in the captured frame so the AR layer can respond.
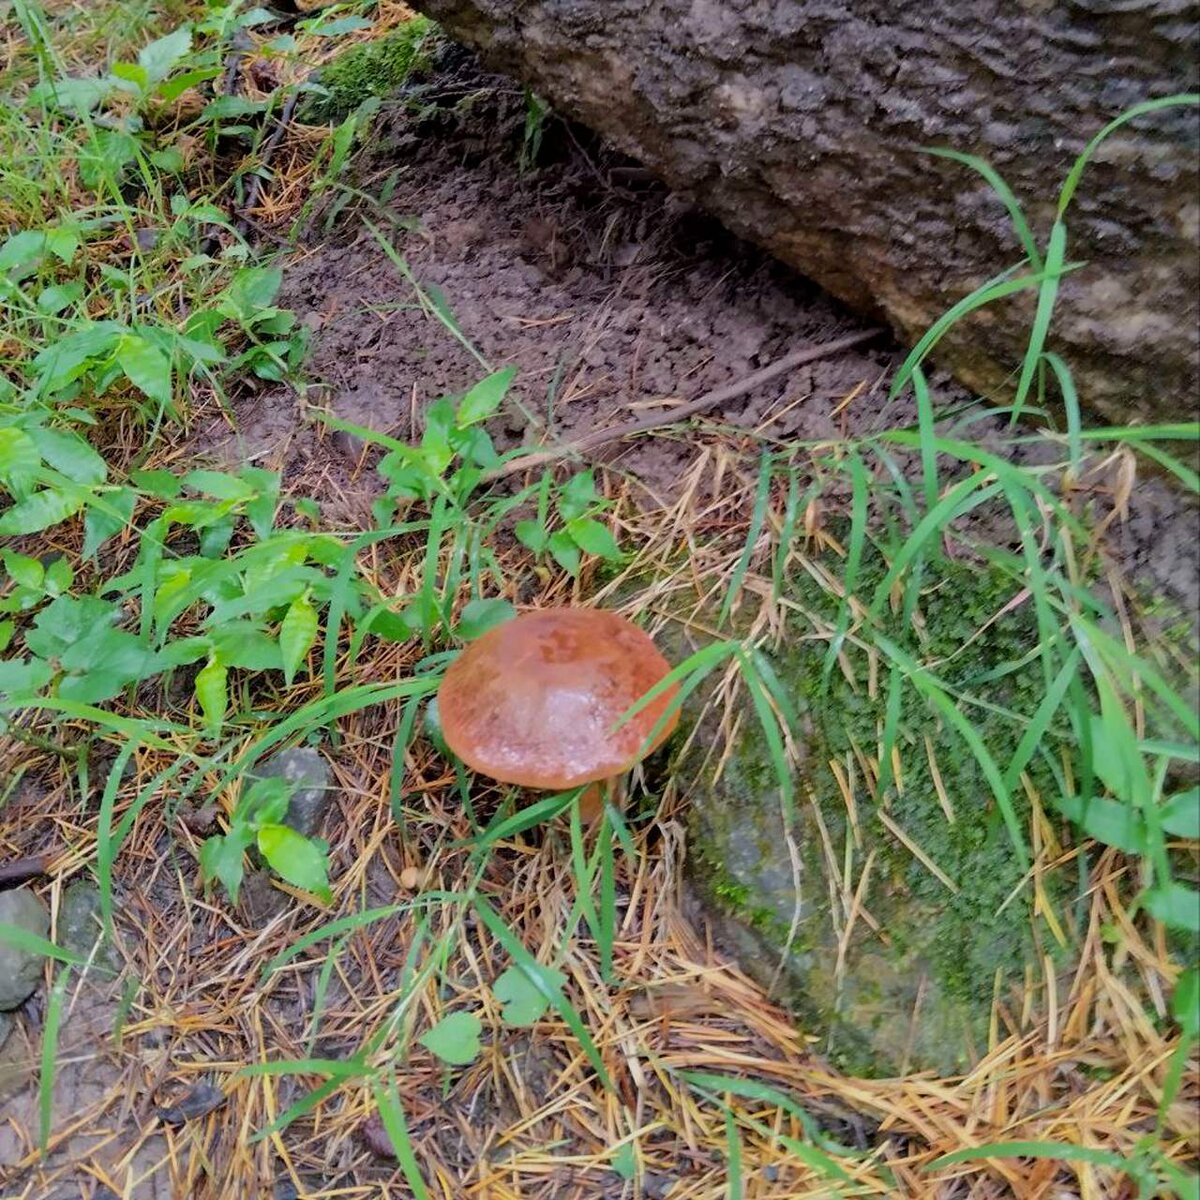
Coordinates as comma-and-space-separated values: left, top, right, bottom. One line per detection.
138, 25, 192, 83
279, 594, 318, 684
209, 622, 283, 671
514, 519, 548, 553
456, 598, 515, 641
0, 658, 53, 697
457, 367, 516, 425
566, 516, 622, 560
611, 1141, 637, 1182
238, 777, 291, 827
183, 469, 254, 501
1143, 882, 1200, 933
227, 266, 282, 315
199, 828, 253, 904
131, 468, 182, 498
110, 61, 149, 93
1161, 788, 1200, 839
0, 620, 12, 652
26, 595, 117, 657
558, 471, 599, 521
0, 230, 51, 277
44, 555, 73, 595
116, 334, 173, 409
195, 659, 228, 733
0, 488, 84, 536
2, 550, 43, 589
58, 630, 159, 703
257, 824, 332, 901
36, 281, 84, 315
493, 964, 566, 1027
1173, 966, 1199, 1038
418, 1011, 482, 1066
241, 467, 280, 539
1055, 793, 1145, 855
547, 529, 581, 577
31, 426, 106, 485
0, 426, 41, 498
83, 487, 136, 557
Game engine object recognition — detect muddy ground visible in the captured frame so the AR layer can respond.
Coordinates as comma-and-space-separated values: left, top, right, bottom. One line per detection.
195, 63, 1199, 621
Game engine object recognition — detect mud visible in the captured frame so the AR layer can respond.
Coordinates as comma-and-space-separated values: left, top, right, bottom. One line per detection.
196, 65, 1199, 618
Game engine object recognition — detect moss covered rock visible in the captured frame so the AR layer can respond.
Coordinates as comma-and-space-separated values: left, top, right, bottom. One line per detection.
683, 552, 1077, 1077
304, 16, 437, 123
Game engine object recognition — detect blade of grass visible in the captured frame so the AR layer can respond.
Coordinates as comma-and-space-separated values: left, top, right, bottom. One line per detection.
720, 449, 772, 627
39, 965, 71, 1154
371, 1074, 431, 1200
1010, 220, 1067, 427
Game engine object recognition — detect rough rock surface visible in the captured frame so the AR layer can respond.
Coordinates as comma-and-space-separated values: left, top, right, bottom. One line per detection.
417, 0, 1200, 424
0, 888, 50, 1010
678, 553, 1073, 1077
248, 746, 333, 839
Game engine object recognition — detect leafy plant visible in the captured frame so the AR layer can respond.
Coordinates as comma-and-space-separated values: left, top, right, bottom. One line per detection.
515, 468, 623, 577
418, 1010, 482, 1067
200, 774, 332, 905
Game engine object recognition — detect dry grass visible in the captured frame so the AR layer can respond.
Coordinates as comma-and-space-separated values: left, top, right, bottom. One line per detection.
1, 424, 1196, 1199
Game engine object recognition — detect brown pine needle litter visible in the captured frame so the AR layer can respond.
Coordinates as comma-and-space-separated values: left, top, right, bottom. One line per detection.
1, 428, 1196, 1198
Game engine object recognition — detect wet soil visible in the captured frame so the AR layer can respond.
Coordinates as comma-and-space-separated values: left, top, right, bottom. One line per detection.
195, 59, 1199, 622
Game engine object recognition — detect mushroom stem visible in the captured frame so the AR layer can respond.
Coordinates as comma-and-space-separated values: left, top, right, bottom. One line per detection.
579, 776, 625, 826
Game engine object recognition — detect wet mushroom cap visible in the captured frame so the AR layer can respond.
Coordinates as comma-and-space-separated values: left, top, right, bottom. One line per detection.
437, 608, 679, 790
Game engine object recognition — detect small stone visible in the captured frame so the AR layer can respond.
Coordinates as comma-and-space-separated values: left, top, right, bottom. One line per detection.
248, 747, 333, 839
155, 1080, 226, 1125
399, 866, 423, 891
59, 880, 118, 973
643, 1172, 679, 1199
135, 227, 158, 252
0, 888, 49, 1010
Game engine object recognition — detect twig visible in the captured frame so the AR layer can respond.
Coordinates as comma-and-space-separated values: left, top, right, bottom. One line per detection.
488, 328, 882, 479
235, 91, 300, 235
0, 855, 50, 889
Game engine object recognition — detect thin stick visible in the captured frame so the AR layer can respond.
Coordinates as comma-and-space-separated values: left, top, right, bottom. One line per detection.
490, 328, 881, 479
0, 854, 50, 889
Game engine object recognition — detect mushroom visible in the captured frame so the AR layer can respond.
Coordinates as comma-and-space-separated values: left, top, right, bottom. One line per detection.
436, 607, 679, 815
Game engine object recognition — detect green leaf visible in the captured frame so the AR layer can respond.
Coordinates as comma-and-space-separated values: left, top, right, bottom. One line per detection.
0, 229, 51, 277
1161, 788, 1200, 839
241, 467, 280, 539
566, 516, 622, 560
209, 622, 283, 671
0, 426, 41, 498
131, 468, 181, 498
26, 595, 117, 657
611, 1141, 637, 1181
31, 426, 106, 485
36, 281, 84, 315
195, 659, 228, 733
1142, 882, 1200, 933
110, 60, 150, 93
257, 824, 332, 901
199, 828, 253, 904
227, 266, 282, 315
0, 658, 53, 698
457, 367, 516, 425
183, 469, 254, 501
43, 555, 73, 595
558, 470, 599, 521
1174, 966, 1200, 1039
514, 519, 547, 553
457, 598, 515, 641
418, 1011, 482, 1066
83, 487, 136, 558
0, 488, 84, 536
2, 550, 44, 589
116, 334, 173, 410
138, 25, 192, 83
1055, 793, 1146, 855
493, 964, 566, 1027
279, 594, 319, 685
0, 620, 12, 652
58, 629, 160, 703
547, 529, 581, 576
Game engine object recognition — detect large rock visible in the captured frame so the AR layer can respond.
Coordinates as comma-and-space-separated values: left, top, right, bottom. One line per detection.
677, 552, 1072, 1077
0, 888, 50, 1010
417, 0, 1199, 424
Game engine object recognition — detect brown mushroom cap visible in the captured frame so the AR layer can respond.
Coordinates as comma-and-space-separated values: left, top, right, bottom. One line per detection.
437, 608, 679, 790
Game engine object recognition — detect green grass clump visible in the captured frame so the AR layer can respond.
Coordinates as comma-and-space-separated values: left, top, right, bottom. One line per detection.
306, 15, 436, 122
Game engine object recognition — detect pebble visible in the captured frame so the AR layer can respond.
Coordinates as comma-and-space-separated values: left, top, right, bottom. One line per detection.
0, 888, 49, 1010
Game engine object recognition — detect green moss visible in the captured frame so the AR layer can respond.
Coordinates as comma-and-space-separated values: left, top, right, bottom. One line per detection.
684, 541, 1081, 1075
305, 16, 437, 123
